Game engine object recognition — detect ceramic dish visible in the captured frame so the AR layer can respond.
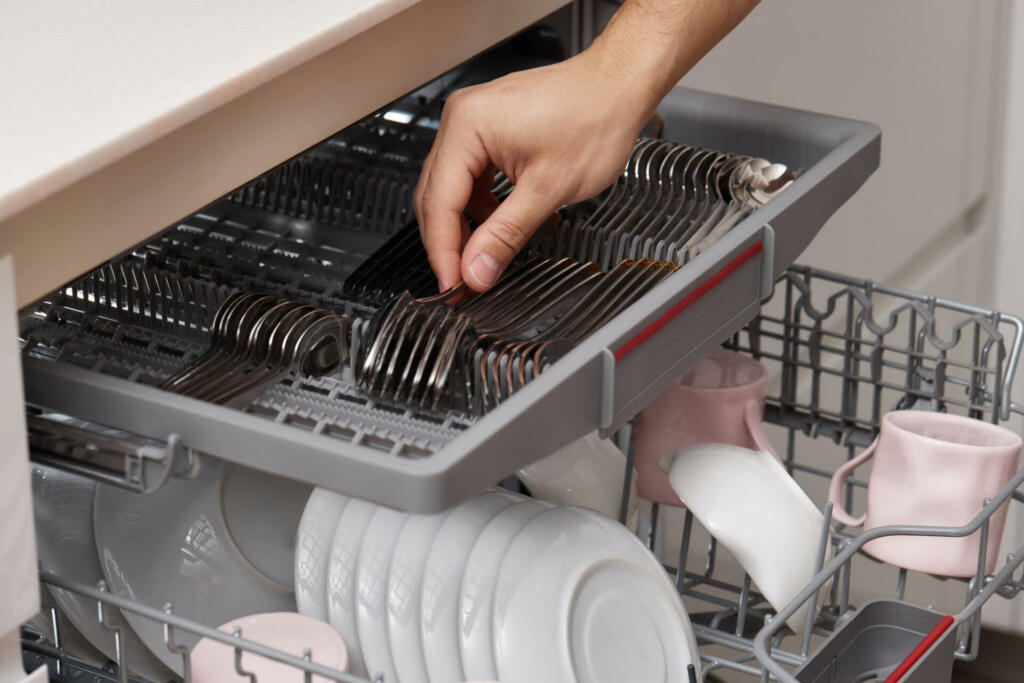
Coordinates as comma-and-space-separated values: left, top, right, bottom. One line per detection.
386, 510, 447, 683
93, 457, 307, 673
458, 499, 551, 681
32, 464, 173, 681
295, 488, 350, 619
663, 444, 825, 630
492, 506, 699, 683
355, 505, 407, 682
517, 430, 638, 527
421, 490, 520, 683
326, 496, 377, 678
189, 612, 348, 682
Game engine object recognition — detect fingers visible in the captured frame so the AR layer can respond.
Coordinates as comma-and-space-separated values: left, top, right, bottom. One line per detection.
415, 142, 484, 292
414, 93, 493, 292
461, 178, 563, 291
466, 166, 499, 227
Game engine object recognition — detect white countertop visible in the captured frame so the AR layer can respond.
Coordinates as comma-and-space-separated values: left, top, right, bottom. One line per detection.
0, 0, 419, 222
0, 0, 564, 308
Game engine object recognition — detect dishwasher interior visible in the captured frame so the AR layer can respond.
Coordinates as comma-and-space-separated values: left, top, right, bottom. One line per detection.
20, 22, 1024, 683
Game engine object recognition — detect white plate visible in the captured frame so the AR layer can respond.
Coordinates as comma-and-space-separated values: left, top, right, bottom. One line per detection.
459, 499, 550, 681
32, 464, 173, 681
493, 506, 699, 683
355, 505, 407, 683
386, 510, 446, 683
295, 488, 350, 619
420, 490, 520, 683
326, 497, 377, 678
663, 444, 825, 630
93, 457, 306, 674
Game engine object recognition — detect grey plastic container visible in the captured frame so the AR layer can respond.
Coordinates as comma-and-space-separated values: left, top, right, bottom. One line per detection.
794, 600, 956, 683
22, 86, 880, 512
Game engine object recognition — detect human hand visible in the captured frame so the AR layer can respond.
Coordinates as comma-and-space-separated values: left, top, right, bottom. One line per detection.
413, 51, 652, 292
413, 0, 759, 293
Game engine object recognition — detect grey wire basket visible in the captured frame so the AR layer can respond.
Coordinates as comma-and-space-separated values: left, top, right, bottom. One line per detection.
23, 264, 1024, 683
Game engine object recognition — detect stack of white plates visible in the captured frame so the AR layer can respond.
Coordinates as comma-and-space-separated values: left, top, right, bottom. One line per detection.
296, 488, 700, 683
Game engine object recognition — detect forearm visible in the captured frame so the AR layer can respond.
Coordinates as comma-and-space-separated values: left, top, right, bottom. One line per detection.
581, 0, 760, 128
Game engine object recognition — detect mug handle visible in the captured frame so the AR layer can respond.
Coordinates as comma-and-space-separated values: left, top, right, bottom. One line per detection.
827, 439, 878, 527
743, 400, 781, 462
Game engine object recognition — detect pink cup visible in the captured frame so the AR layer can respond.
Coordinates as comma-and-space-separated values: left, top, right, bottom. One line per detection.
632, 348, 779, 506
828, 411, 1021, 577
189, 612, 348, 682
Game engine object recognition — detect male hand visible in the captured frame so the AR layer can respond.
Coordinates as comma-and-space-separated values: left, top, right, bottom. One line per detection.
413, 53, 646, 292
413, 0, 760, 292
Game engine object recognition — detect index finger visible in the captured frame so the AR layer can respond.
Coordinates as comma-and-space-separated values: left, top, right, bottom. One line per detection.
418, 128, 489, 292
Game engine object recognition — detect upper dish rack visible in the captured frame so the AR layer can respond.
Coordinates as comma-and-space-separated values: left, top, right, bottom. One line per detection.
19, 85, 880, 512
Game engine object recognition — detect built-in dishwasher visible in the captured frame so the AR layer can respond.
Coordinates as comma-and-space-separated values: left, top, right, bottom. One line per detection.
17, 20, 1024, 683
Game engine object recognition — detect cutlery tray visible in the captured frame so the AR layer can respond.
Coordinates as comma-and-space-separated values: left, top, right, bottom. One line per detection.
20, 76, 879, 512
792, 600, 956, 683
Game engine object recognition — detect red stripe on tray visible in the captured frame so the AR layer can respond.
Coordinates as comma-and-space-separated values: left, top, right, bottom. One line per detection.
613, 241, 763, 363
883, 615, 955, 683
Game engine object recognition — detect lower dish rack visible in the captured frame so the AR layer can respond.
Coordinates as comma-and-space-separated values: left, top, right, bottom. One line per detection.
22, 264, 1024, 682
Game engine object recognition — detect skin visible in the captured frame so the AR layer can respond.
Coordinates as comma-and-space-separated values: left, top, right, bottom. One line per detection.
414, 0, 761, 292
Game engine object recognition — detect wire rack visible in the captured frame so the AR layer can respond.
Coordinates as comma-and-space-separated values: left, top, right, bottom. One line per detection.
22, 265, 1024, 683
633, 265, 1024, 682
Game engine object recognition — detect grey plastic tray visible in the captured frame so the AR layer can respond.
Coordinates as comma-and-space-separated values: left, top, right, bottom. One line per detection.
21, 86, 880, 512
794, 600, 956, 683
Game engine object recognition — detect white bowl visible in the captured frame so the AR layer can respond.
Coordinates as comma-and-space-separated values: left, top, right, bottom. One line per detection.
355, 505, 407, 682
295, 488, 350, 619
420, 490, 520, 683
32, 464, 173, 681
93, 457, 308, 673
662, 444, 826, 630
492, 506, 699, 683
189, 612, 348, 682
386, 510, 447, 683
326, 497, 377, 678
459, 499, 551, 680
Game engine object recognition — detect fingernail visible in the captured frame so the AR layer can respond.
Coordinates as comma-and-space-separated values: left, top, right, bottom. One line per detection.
469, 253, 501, 288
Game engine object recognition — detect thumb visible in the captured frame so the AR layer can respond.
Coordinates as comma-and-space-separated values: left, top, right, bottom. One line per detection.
460, 183, 561, 291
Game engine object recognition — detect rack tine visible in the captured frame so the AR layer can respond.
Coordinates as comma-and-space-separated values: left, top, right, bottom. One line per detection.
233, 627, 259, 683
303, 648, 314, 683
95, 580, 128, 683
800, 501, 833, 656
163, 602, 193, 682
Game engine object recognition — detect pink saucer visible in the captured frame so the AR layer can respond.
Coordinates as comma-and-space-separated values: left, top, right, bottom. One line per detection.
190, 612, 348, 682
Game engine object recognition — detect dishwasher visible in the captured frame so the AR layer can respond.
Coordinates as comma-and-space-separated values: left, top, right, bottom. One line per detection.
13, 13, 1024, 683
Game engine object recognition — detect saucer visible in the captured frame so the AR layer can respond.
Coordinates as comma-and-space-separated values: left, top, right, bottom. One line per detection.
386, 510, 446, 683
458, 499, 550, 680
492, 506, 699, 683
420, 490, 520, 683
295, 488, 350, 619
189, 612, 348, 682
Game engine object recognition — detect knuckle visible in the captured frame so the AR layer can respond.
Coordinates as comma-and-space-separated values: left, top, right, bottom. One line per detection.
486, 219, 529, 256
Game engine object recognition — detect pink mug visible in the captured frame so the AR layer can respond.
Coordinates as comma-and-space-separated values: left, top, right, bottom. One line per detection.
828, 410, 1021, 577
632, 348, 779, 506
